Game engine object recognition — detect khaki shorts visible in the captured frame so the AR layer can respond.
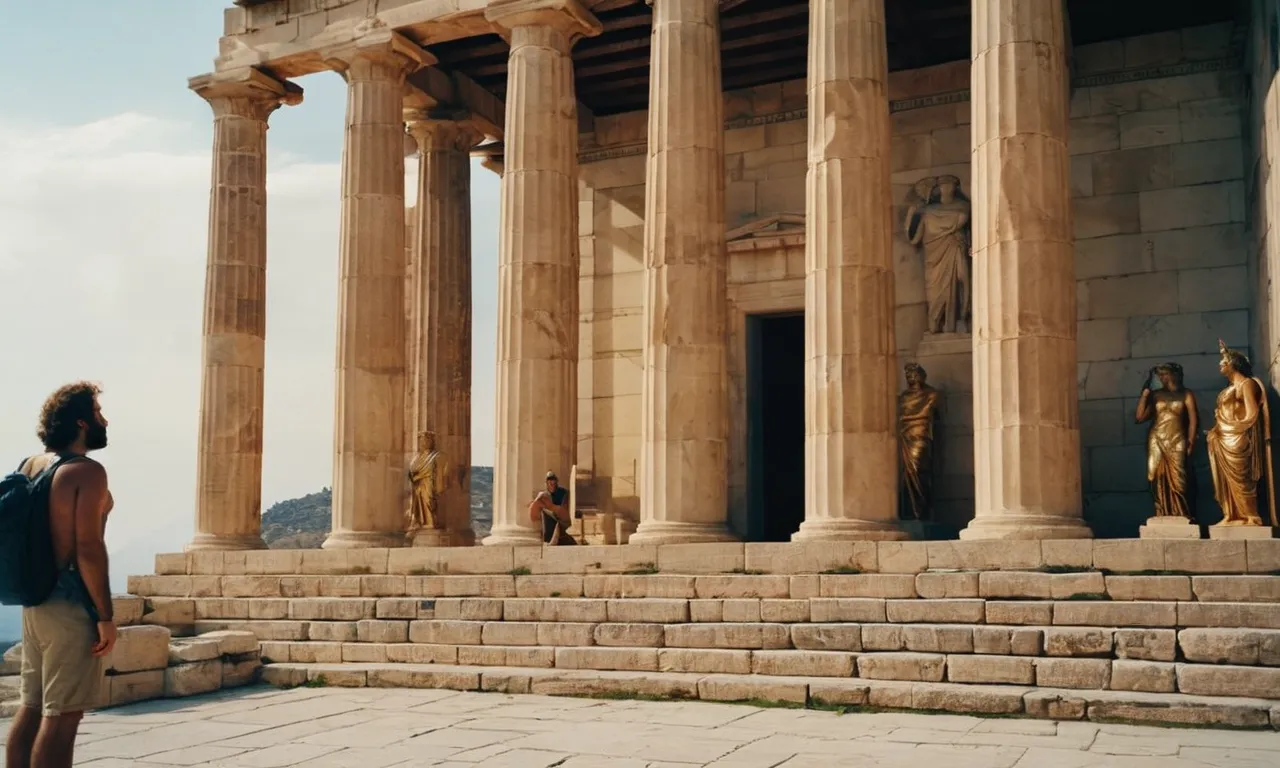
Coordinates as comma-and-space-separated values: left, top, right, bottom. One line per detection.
20, 598, 106, 716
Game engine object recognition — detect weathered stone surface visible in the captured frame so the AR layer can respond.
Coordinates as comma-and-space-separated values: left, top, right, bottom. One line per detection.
106, 626, 171, 674
164, 660, 222, 697
142, 598, 196, 629
168, 638, 221, 664
1175, 663, 1280, 699
1053, 601, 1176, 627
357, 619, 409, 644
986, 602, 1052, 625
375, 598, 419, 620
583, 575, 696, 599
593, 623, 664, 647
820, 574, 916, 598
695, 575, 790, 599
555, 647, 658, 672
536, 623, 596, 646
698, 674, 808, 704
1044, 628, 1114, 657
857, 653, 945, 682
515, 575, 585, 598
436, 598, 507, 621
1035, 658, 1112, 689
309, 622, 358, 642
658, 648, 751, 674
409, 620, 483, 645
109, 670, 164, 707
662, 623, 789, 650
885, 599, 984, 624
1178, 628, 1280, 665
722, 599, 762, 622
1114, 629, 1177, 662
809, 599, 886, 623
980, 572, 1105, 599
914, 572, 979, 599
1191, 576, 1280, 603
606, 599, 689, 624
972, 627, 1012, 655
791, 624, 863, 652
1011, 628, 1046, 656
752, 650, 856, 677
200, 630, 259, 656
862, 624, 904, 651
946, 654, 1034, 685
903, 625, 974, 654
1105, 576, 1192, 602
760, 599, 810, 623
1178, 602, 1280, 629
1110, 660, 1176, 693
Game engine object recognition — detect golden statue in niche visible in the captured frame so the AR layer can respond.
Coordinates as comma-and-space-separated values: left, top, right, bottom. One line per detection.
407, 431, 449, 533
905, 175, 972, 335
1134, 363, 1198, 521
898, 363, 942, 520
1206, 340, 1277, 527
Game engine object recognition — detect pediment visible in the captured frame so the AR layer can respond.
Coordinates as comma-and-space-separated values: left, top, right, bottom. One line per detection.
726, 213, 806, 252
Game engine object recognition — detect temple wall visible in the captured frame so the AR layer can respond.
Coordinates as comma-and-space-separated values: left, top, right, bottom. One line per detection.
576, 21, 1252, 539
1244, 0, 1280, 388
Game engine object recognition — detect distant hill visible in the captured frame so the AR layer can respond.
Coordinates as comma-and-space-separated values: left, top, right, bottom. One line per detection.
261, 466, 493, 548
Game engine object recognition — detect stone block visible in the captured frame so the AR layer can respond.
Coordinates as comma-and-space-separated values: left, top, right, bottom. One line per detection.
819, 574, 917, 598
1105, 575, 1192, 601
299, 550, 389, 576
1140, 183, 1240, 232
865, 679, 915, 708
1024, 690, 1087, 720
1191, 575, 1280, 602
1114, 629, 1177, 662
876, 542, 929, 573
862, 624, 904, 651
555, 647, 658, 672
367, 667, 478, 691
193, 598, 242, 620
200, 630, 258, 656
1119, 109, 1181, 148
658, 648, 752, 674
457, 646, 506, 666
1075, 194, 1141, 240
1093, 540, 1165, 572
308, 621, 357, 642
503, 598, 605, 623
1178, 602, 1280, 629
1083, 272, 1179, 320
1070, 115, 1121, 155
1089, 145, 1174, 195
1129, 311, 1249, 361
979, 572, 1105, 600
1176, 663, 1280, 699
946, 654, 1035, 685
1043, 543, 1097, 571
657, 543, 744, 574
1044, 628, 1114, 657
358, 576, 407, 598
583, 575, 695, 599
375, 598, 419, 620
536, 622, 597, 646
483, 621, 538, 646
856, 652, 946, 682
986, 602, 1052, 626
972, 627, 1012, 655
1172, 138, 1244, 187
662, 623, 789, 650
695, 575, 790, 599
167, 638, 221, 664
154, 553, 188, 575
1054, 601, 1176, 627
113, 595, 145, 626
1011, 629, 1045, 656
753, 650, 856, 677
512, 545, 658, 576
926, 541, 1043, 571
914, 572, 979, 598
885, 599, 984, 624
1110, 660, 1176, 693
109, 670, 164, 707
911, 681, 1029, 715
1163, 540, 1247, 573
1077, 319, 1130, 362
760, 599, 810, 623
698, 674, 808, 705
744, 541, 878, 574
1035, 658, 1112, 689
356, 620, 408, 644
1139, 518, 1203, 539
387, 644, 459, 664
792, 624, 863, 652
411, 575, 516, 598
903, 625, 973, 654
593, 623, 664, 647
722, 599, 761, 623
106, 625, 171, 674
164, 660, 223, 698
288, 642, 341, 663
788, 575, 820, 599
1247, 540, 1280, 574
1074, 234, 1152, 282
1178, 628, 1280, 665
1149, 223, 1246, 272
530, 669, 700, 700
288, 598, 375, 622
1180, 103, 1239, 142
809, 598, 886, 623
808, 679, 872, 707
409, 620, 482, 645
515, 576, 585, 598
690, 600, 722, 622
141, 598, 195, 629
606, 598, 689, 623
1070, 154, 1093, 197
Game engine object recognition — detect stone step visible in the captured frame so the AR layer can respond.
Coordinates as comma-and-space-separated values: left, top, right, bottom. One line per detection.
167, 594, 1280, 633
254, 639, 1280, 697
258, 661, 1280, 730
127, 571, 1280, 605
150, 539, 1280, 578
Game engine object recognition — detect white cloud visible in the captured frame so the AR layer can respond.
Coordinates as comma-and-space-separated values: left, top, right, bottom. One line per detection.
0, 112, 499, 584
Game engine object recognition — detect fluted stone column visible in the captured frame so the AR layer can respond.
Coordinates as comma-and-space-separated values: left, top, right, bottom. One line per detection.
322, 31, 433, 549
793, 0, 906, 542
629, 0, 735, 545
405, 113, 483, 547
187, 68, 301, 552
963, 0, 1091, 540
482, 0, 600, 546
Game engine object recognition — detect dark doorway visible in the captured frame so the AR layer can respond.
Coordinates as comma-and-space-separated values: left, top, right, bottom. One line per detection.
746, 313, 806, 542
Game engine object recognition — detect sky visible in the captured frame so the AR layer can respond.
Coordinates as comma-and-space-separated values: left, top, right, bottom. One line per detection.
0, 1, 502, 590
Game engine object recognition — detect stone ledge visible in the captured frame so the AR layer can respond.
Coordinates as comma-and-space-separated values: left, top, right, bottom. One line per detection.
152, 539, 1280, 577
258, 662, 1280, 729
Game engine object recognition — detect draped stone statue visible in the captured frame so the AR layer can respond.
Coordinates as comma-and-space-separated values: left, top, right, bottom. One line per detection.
407, 431, 449, 533
905, 175, 972, 335
1135, 363, 1198, 521
1206, 340, 1277, 527
898, 363, 942, 520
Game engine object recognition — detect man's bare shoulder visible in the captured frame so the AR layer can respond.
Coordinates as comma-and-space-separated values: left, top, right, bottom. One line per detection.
51, 457, 107, 488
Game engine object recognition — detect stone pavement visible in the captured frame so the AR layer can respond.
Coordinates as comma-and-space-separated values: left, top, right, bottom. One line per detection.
4, 685, 1279, 767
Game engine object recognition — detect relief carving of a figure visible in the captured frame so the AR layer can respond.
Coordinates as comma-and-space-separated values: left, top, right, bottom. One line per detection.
407, 431, 449, 532
905, 175, 972, 335
1206, 340, 1277, 527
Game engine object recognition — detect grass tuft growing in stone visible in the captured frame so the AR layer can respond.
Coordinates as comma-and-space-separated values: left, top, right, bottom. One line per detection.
1037, 565, 1095, 574
730, 568, 767, 575
508, 567, 532, 576
409, 567, 437, 576
624, 563, 659, 575
1063, 592, 1111, 600
821, 567, 862, 575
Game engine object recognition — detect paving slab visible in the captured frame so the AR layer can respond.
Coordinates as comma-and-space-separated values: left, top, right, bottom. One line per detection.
0, 685, 1277, 766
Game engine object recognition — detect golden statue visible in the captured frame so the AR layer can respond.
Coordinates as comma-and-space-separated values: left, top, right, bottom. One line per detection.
1134, 363, 1198, 521
905, 175, 972, 335
1206, 340, 1277, 527
898, 363, 942, 520
407, 431, 449, 532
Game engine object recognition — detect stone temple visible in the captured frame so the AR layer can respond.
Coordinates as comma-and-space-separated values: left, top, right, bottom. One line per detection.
54, 0, 1280, 728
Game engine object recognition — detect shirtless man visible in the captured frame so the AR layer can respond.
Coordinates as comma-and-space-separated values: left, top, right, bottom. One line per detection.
6, 382, 116, 768
528, 471, 574, 545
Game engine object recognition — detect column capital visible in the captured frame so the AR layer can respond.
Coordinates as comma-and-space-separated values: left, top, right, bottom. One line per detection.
321, 25, 435, 77
189, 67, 303, 120
403, 109, 486, 153
484, 0, 602, 43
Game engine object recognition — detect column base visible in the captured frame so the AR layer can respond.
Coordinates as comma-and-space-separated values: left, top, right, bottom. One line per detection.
481, 524, 543, 546
184, 533, 267, 552
321, 530, 407, 549
959, 513, 1093, 541
792, 519, 909, 543
628, 521, 738, 546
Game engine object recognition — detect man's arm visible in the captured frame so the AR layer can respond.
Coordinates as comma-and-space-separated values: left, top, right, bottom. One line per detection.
62, 462, 113, 622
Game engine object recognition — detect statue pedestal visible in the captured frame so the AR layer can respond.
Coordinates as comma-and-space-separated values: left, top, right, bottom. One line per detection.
1139, 516, 1203, 539
410, 528, 452, 547
1208, 525, 1280, 540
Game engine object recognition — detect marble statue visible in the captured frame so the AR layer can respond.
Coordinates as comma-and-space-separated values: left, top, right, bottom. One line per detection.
407, 431, 449, 532
905, 175, 972, 335
1135, 363, 1198, 521
898, 363, 942, 520
1206, 340, 1277, 527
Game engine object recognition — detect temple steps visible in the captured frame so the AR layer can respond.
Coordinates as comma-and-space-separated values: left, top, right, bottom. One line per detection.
257, 662, 1280, 730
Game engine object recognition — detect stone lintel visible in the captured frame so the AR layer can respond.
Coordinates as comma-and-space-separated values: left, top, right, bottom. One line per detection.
188, 66, 304, 110
320, 24, 436, 74
484, 0, 602, 41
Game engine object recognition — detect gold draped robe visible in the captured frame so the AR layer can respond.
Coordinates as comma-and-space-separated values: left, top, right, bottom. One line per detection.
899, 385, 940, 520
1206, 377, 1272, 526
1145, 391, 1191, 519
408, 448, 448, 530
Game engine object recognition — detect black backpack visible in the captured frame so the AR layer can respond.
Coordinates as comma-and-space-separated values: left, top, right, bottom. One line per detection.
0, 455, 82, 606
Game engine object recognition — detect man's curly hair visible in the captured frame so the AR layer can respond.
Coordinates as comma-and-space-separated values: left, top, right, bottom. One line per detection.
37, 381, 102, 451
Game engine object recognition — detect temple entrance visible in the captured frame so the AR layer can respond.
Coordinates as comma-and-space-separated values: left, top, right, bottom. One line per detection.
745, 312, 806, 542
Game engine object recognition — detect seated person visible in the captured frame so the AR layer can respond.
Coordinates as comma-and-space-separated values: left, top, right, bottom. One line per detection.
528, 471, 576, 545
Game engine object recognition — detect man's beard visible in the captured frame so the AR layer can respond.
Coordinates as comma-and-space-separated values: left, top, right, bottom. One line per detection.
85, 422, 108, 451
